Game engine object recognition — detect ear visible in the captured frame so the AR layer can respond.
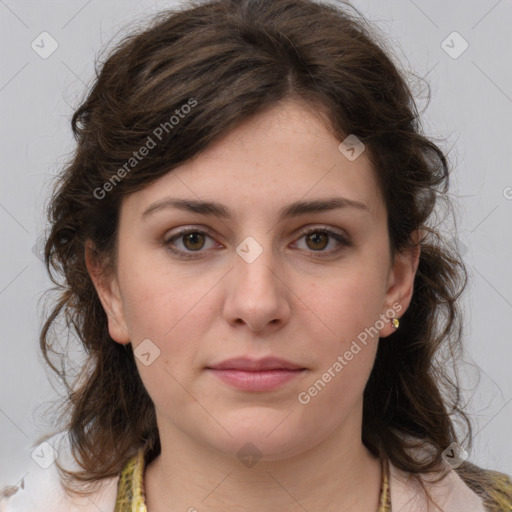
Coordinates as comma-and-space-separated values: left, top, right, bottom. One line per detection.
379, 230, 421, 338
84, 240, 131, 345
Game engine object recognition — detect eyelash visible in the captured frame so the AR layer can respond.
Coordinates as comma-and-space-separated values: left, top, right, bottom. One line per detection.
163, 226, 351, 260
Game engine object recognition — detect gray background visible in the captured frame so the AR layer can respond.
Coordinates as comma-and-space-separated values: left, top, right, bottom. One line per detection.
1, 0, 511, 488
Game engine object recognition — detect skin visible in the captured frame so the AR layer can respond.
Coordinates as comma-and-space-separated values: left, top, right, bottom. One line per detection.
86, 98, 420, 512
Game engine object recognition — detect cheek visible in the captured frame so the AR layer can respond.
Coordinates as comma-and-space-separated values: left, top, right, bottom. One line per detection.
295, 276, 383, 414
128, 293, 211, 415
117, 250, 218, 342
295, 341, 377, 443
119, 265, 219, 383
303, 266, 387, 342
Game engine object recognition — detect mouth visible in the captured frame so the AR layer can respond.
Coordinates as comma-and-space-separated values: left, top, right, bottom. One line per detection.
205, 357, 307, 392
206, 356, 306, 372
205, 368, 307, 392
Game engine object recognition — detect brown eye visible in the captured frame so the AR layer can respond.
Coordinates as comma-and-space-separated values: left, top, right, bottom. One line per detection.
182, 232, 206, 251
293, 227, 350, 255
164, 229, 217, 258
305, 232, 329, 251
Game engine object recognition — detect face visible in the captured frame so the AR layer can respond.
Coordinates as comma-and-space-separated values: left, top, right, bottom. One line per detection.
87, 98, 419, 461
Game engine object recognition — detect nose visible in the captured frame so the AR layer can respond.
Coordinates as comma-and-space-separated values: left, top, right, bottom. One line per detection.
222, 244, 291, 333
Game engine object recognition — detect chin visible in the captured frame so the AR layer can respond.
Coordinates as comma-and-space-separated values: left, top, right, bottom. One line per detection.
206, 421, 315, 463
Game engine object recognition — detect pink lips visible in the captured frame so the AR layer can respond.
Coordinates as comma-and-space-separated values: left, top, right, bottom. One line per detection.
205, 357, 307, 392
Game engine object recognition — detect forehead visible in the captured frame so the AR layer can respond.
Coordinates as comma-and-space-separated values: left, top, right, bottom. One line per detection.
121, 99, 384, 221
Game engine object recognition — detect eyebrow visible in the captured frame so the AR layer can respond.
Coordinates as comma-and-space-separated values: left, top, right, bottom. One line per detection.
141, 196, 370, 221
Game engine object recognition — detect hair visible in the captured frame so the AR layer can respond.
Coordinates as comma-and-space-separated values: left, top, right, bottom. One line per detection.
39, 0, 490, 503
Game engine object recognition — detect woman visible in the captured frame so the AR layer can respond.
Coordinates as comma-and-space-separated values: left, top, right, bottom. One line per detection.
1, 0, 511, 510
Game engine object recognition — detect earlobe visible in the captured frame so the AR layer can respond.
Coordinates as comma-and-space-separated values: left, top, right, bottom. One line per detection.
84, 241, 131, 345
379, 231, 422, 338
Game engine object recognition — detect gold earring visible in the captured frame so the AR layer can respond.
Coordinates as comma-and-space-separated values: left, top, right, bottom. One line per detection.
392, 318, 400, 329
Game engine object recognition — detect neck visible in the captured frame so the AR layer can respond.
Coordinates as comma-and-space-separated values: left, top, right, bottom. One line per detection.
144, 412, 383, 512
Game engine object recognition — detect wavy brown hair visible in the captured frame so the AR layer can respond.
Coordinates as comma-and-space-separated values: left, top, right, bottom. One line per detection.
40, 0, 487, 502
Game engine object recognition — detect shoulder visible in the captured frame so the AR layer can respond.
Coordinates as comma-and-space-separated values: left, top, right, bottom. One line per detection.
0, 431, 118, 512
388, 457, 512, 512
388, 459, 482, 512
456, 461, 512, 512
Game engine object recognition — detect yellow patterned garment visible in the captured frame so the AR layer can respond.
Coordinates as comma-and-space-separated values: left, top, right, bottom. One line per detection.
113, 450, 512, 512
114, 450, 391, 512
114, 450, 147, 512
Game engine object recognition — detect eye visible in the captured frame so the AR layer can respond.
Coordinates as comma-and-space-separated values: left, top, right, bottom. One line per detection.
163, 226, 350, 260
164, 228, 218, 257
293, 227, 350, 254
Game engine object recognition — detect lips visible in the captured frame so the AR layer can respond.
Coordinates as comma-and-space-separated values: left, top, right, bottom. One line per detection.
205, 357, 307, 391
206, 356, 306, 372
